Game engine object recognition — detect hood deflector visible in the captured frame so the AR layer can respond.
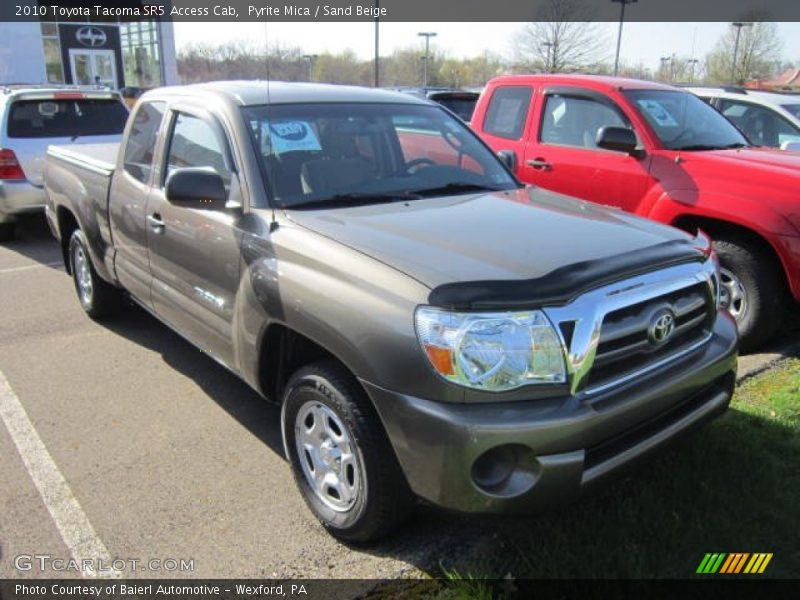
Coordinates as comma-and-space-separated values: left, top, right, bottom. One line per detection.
427, 238, 705, 309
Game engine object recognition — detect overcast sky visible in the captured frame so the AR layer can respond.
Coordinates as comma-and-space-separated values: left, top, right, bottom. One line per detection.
174, 21, 800, 73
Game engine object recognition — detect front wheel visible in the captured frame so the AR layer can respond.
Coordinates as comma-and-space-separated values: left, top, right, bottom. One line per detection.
68, 229, 122, 319
713, 235, 786, 352
281, 360, 414, 542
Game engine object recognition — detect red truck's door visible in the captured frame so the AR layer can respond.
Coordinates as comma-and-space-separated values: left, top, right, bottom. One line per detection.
522, 88, 653, 213
475, 84, 535, 174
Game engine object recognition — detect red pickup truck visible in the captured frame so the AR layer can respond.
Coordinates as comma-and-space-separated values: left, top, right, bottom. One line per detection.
472, 75, 800, 350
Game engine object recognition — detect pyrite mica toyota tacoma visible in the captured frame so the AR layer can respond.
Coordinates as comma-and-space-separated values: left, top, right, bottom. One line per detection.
44, 82, 738, 542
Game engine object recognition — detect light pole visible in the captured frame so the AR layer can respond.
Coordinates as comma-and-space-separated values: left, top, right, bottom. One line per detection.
541, 42, 553, 73
373, 0, 380, 87
611, 0, 637, 77
730, 22, 752, 84
418, 31, 437, 88
660, 56, 672, 81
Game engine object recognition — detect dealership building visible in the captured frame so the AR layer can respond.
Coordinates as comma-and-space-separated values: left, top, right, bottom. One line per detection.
0, 17, 178, 89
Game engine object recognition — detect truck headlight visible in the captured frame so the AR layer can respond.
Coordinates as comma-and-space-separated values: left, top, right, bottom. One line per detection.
415, 307, 567, 391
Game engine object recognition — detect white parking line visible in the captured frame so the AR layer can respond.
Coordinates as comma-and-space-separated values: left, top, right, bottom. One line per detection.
0, 262, 63, 275
0, 369, 120, 578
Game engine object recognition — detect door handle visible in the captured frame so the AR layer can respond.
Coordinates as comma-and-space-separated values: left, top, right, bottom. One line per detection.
148, 213, 165, 234
526, 158, 552, 171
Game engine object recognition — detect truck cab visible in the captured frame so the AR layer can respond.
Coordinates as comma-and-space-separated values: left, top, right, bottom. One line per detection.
472, 75, 800, 350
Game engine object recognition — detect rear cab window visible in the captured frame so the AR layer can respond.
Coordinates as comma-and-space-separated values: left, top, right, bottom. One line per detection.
6, 97, 128, 139
482, 86, 533, 140
122, 101, 166, 184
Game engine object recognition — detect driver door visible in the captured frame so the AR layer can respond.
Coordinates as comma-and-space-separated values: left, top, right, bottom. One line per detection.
146, 107, 244, 368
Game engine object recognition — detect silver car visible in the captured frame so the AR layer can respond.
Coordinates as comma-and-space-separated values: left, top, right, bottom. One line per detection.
0, 85, 128, 240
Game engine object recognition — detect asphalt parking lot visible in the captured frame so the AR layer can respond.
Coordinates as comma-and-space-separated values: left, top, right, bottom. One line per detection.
1, 215, 799, 580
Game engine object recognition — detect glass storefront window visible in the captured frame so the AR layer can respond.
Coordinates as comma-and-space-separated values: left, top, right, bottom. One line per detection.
120, 21, 162, 89
40, 23, 64, 83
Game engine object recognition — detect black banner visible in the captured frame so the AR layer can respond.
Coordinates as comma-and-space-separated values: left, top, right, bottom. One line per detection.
2, 579, 800, 600
3, 0, 800, 23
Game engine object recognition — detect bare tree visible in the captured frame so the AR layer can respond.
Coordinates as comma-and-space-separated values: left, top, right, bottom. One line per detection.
511, 0, 606, 73
705, 20, 782, 84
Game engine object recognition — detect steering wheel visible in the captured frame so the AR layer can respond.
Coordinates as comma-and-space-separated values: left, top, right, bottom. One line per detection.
404, 157, 437, 174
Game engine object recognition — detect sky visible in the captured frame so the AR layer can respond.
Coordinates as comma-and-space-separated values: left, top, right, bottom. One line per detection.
173, 21, 800, 73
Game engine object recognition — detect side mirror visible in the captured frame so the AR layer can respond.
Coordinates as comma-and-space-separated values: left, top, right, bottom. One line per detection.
165, 167, 227, 209
780, 140, 800, 152
596, 126, 639, 155
497, 149, 518, 171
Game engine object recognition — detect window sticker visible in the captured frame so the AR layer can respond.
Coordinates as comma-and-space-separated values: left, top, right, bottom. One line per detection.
38, 102, 58, 117
268, 120, 321, 153
551, 98, 567, 125
637, 100, 679, 127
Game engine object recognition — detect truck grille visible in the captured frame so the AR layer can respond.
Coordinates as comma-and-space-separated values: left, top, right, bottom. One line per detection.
587, 282, 714, 390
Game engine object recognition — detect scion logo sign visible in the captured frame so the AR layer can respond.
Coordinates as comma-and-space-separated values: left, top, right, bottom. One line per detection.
648, 307, 676, 345
76, 26, 107, 47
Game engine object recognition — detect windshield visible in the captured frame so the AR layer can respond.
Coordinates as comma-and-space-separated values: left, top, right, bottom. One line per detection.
624, 90, 749, 150
782, 103, 800, 120
7, 98, 128, 139
242, 102, 517, 209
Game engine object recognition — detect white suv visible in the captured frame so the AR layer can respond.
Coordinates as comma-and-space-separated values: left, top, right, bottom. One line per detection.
687, 86, 800, 151
0, 85, 128, 240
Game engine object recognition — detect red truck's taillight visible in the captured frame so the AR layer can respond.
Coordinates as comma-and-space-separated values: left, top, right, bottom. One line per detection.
0, 149, 25, 180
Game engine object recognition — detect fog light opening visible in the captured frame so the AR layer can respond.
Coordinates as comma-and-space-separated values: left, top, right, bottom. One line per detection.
471, 444, 540, 498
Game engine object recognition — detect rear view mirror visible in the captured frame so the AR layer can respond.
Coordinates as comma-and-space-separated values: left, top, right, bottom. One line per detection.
165, 167, 227, 210
780, 140, 800, 152
497, 150, 518, 171
596, 126, 639, 155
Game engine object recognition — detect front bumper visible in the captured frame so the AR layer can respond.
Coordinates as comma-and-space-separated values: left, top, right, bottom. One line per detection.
363, 311, 738, 513
0, 180, 46, 221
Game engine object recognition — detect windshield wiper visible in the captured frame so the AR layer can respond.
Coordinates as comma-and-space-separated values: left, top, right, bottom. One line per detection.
411, 182, 508, 197
285, 192, 420, 210
673, 142, 750, 151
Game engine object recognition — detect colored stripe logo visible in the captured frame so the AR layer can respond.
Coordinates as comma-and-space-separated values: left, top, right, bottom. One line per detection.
696, 553, 772, 574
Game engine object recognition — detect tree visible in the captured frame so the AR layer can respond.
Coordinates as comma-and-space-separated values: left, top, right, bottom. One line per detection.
705, 20, 782, 84
511, 0, 606, 73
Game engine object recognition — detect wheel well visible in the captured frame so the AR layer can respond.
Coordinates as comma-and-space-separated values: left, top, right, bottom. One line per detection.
258, 324, 340, 402
672, 215, 786, 279
56, 207, 79, 274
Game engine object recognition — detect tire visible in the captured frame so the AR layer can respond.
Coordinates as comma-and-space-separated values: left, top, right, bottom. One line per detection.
713, 235, 786, 352
68, 229, 122, 319
281, 360, 414, 542
0, 222, 15, 242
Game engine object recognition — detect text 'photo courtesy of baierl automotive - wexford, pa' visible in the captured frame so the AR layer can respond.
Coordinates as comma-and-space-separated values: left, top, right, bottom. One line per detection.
0, 1, 799, 599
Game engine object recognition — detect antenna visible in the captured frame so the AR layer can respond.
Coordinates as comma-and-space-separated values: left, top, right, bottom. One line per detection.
263, 17, 277, 229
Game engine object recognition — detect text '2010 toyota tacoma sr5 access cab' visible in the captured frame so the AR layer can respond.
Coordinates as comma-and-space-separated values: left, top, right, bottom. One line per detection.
44, 82, 737, 542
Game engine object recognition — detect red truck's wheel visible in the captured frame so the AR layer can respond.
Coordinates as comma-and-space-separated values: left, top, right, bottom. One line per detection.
281, 360, 414, 542
713, 235, 785, 352
68, 230, 122, 319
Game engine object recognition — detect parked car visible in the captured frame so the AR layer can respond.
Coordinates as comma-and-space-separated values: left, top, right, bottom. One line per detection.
45, 81, 737, 542
388, 86, 480, 122
686, 86, 800, 151
0, 85, 128, 240
472, 74, 800, 350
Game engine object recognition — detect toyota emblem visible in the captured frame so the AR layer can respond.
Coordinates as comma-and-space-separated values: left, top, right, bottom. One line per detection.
648, 308, 676, 345
76, 26, 107, 48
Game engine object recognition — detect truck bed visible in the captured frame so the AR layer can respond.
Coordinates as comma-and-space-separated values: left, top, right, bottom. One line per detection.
47, 142, 118, 175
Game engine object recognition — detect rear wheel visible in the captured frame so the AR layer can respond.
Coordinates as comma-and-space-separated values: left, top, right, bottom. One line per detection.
0, 222, 15, 242
713, 235, 785, 352
281, 360, 414, 542
68, 229, 122, 319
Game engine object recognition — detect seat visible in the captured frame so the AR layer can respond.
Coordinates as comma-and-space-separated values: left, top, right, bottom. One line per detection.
300, 158, 375, 195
